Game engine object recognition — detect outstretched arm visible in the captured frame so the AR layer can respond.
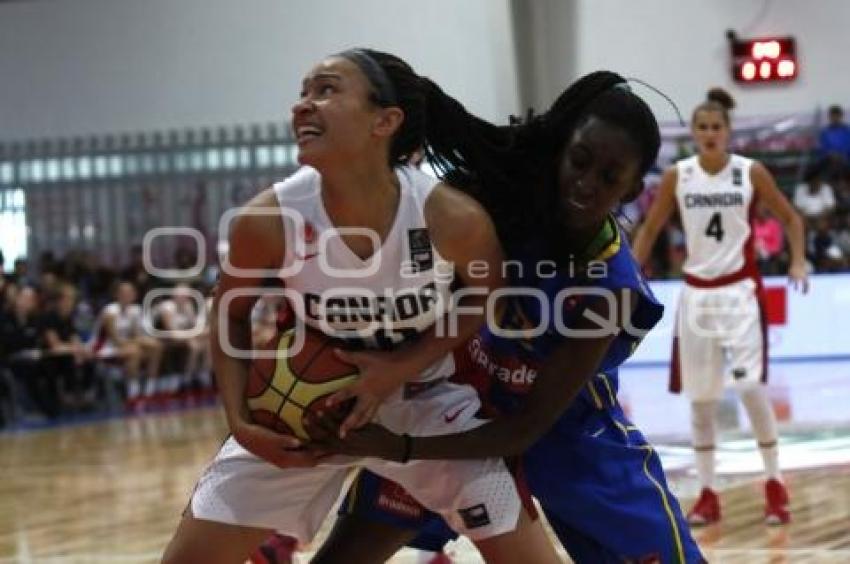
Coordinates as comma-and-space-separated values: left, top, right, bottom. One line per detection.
632, 167, 678, 266
311, 290, 635, 460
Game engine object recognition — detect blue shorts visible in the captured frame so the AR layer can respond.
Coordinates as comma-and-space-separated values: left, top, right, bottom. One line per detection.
339, 400, 704, 563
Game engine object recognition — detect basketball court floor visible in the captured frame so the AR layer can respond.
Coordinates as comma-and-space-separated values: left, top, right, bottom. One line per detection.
1, 359, 848, 563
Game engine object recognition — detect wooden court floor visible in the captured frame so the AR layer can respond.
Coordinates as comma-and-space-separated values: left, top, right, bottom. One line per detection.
1, 407, 848, 563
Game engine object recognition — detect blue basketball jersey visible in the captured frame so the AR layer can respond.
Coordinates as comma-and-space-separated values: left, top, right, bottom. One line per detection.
341, 217, 704, 563
461, 215, 662, 419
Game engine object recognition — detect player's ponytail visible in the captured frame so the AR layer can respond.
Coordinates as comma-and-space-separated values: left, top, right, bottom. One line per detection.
693, 87, 735, 125
419, 77, 538, 250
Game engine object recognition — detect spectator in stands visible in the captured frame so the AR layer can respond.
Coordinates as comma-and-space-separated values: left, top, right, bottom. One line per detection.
835, 168, 850, 214
10, 258, 30, 286
173, 246, 203, 287
833, 212, 850, 265
1, 281, 18, 315
0, 286, 61, 418
121, 244, 158, 297
155, 283, 212, 398
808, 216, 845, 272
86, 253, 116, 309
41, 284, 96, 412
37, 270, 60, 307
819, 105, 850, 178
38, 250, 58, 278
754, 203, 786, 275
250, 293, 283, 347
794, 160, 836, 222
96, 281, 163, 410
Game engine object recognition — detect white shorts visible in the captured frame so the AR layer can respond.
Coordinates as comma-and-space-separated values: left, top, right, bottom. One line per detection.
671, 278, 766, 402
190, 381, 522, 543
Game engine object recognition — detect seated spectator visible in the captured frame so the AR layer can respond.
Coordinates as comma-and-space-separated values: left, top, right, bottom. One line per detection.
819, 105, 850, 179
808, 216, 846, 272
0, 272, 8, 310
41, 284, 97, 412
794, 160, 836, 221
154, 283, 212, 397
835, 168, 850, 214
0, 287, 61, 419
251, 293, 284, 347
93, 281, 163, 410
754, 203, 786, 275
9, 258, 30, 286
835, 212, 850, 260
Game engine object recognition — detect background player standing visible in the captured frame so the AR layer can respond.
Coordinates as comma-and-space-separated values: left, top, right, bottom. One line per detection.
633, 88, 808, 525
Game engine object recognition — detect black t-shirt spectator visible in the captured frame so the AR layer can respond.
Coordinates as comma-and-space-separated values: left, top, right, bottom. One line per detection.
0, 311, 41, 358
40, 311, 77, 347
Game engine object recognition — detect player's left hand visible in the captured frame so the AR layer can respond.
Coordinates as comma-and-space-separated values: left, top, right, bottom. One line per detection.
326, 348, 425, 438
788, 260, 809, 294
304, 409, 404, 461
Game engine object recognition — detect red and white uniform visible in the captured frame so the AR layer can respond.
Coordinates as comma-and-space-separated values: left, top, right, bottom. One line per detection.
191, 165, 522, 543
670, 155, 767, 401
91, 302, 143, 358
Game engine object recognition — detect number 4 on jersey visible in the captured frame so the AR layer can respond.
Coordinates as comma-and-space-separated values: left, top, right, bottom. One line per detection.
705, 212, 725, 242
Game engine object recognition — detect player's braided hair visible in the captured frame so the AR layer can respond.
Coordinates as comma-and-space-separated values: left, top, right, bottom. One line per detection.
343, 49, 660, 257
420, 70, 661, 257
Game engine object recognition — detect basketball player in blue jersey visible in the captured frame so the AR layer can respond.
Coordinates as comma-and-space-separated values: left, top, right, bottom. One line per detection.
633, 89, 807, 526
302, 72, 705, 563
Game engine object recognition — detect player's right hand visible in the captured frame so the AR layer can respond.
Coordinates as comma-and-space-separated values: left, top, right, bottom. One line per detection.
788, 260, 810, 294
233, 422, 324, 469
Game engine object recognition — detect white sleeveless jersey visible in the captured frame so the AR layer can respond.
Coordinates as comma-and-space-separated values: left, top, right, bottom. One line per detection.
102, 302, 143, 340
273, 165, 454, 382
675, 154, 756, 280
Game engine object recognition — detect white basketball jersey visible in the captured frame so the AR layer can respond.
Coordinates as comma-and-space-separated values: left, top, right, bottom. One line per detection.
103, 302, 143, 340
273, 165, 454, 382
675, 154, 756, 280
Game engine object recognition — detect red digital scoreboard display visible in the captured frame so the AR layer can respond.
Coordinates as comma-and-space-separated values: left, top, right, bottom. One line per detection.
731, 36, 797, 83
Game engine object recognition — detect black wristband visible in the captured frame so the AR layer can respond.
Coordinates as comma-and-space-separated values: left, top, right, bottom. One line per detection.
400, 433, 413, 464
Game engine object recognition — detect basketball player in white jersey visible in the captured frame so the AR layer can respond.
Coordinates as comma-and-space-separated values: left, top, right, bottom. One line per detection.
156, 283, 211, 397
161, 49, 559, 564
633, 88, 808, 526
96, 280, 163, 409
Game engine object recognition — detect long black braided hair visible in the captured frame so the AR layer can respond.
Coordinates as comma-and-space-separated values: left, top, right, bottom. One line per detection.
339, 49, 660, 259
420, 71, 661, 259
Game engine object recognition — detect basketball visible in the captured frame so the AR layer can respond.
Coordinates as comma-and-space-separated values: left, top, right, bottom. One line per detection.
245, 327, 359, 440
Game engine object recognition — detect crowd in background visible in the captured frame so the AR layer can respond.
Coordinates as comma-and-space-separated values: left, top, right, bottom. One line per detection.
0, 245, 287, 428
3, 106, 850, 428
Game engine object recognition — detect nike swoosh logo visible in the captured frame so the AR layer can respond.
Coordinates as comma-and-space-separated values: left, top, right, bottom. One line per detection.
444, 402, 471, 424
294, 252, 320, 261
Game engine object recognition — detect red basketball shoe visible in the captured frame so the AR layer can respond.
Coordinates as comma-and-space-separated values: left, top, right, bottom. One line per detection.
687, 487, 720, 526
764, 478, 791, 525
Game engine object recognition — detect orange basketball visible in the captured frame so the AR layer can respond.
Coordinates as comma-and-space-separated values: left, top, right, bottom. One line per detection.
246, 327, 359, 440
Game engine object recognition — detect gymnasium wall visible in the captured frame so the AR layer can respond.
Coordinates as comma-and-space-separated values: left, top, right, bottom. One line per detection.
0, 0, 520, 142
570, 0, 850, 122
